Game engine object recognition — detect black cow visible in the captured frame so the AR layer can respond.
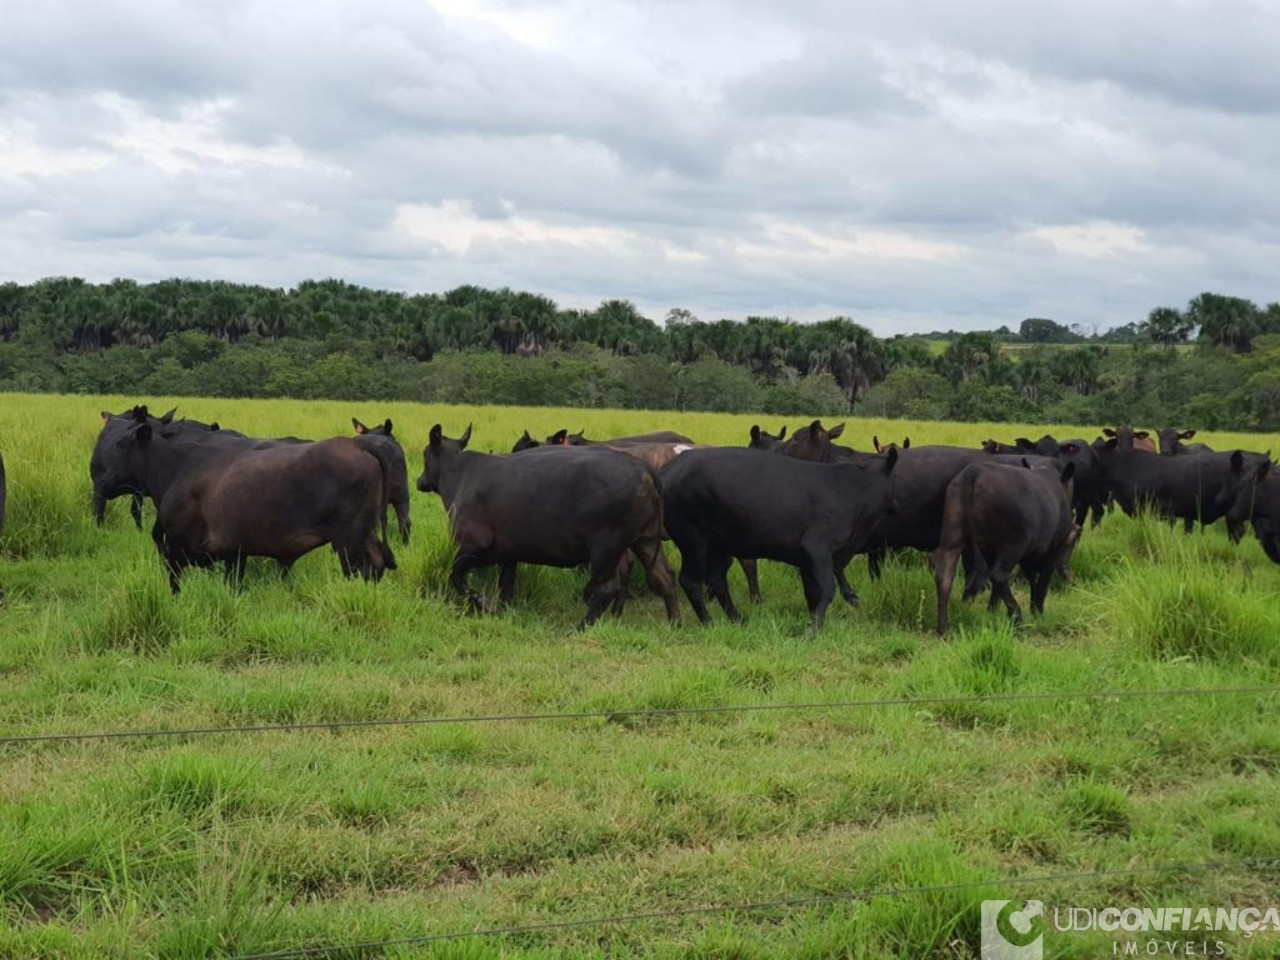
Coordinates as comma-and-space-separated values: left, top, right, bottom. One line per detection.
984, 435, 1106, 529
1097, 440, 1269, 534
417, 425, 679, 628
932, 460, 1080, 635
661, 446, 898, 632
0, 448, 5, 604
1214, 454, 1279, 559
100, 409, 394, 591
751, 420, 880, 600
873, 436, 911, 453
91, 407, 177, 526
352, 417, 412, 544
1157, 428, 1213, 457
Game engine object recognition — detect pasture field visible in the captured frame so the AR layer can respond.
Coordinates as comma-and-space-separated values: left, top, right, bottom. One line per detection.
0, 393, 1278, 959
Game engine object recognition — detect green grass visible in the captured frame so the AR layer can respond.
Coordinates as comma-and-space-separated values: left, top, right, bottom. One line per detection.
0, 394, 1278, 958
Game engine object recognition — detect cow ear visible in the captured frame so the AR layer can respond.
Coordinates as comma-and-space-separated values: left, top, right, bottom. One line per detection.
808, 420, 822, 437
750, 425, 761, 442
1103, 428, 1116, 437
459, 424, 472, 449
1135, 430, 1150, 439
1060, 462, 1076, 484
131, 405, 149, 422
159, 407, 176, 424
210, 422, 220, 431
1230, 450, 1243, 471
353, 418, 366, 434
429, 424, 443, 448
550, 429, 568, 445
828, 422, 845, 440
873, 435, 882, 452
1061, 442, 1079, 455
884, 447, 898, 472
1180, 429, 1196, 439
778, 426, 787, 440
902, 437, 910, 449
1104, 438, 1117, 450
520, 430, 532, 440
100, 411, 111, 423
383, 419, 393, 436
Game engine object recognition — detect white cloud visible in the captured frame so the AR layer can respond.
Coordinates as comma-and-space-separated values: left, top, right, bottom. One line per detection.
1, 0, 1279, 332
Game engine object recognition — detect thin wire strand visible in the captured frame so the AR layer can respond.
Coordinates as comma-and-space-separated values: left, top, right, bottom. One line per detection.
231, 855, 1280, 960
1, 684, 1275, 747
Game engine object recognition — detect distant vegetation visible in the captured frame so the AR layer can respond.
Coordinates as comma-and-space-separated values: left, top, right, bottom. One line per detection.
2, 278, 1279, 429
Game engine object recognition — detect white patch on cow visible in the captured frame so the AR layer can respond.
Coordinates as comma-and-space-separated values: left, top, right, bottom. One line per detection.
673, 444, 694, 454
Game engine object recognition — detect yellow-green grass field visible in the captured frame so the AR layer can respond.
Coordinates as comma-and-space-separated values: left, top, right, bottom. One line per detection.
0, 393, 1278, 959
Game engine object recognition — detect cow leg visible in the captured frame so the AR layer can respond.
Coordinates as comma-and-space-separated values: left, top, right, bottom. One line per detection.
449, 553, 492, 613
580, 555, 624, 630
992, 577, 1023, 623
396, 503, 412, 545
93, 492, 107, 526
498, 561, 518, 607
706, 552, 743, 624
276, 559, 294, 579
867, 549, 884, 580
739, 558, 762, 604
832, 547, 859, 606
799, 549, 836, 634
130, 493, 144, 529
631, 538, 680, 624
1182, 515, 1195, 534
1029, 568, 1052, 617
676, 541, 714, 626
1259, 535, 1280, 566
929, 546, 960, 636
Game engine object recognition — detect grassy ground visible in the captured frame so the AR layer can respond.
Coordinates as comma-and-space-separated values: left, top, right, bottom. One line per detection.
0, 394, 1277, 959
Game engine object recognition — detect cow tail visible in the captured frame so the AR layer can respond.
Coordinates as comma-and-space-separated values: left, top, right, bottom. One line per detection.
960, 550, 991, 601
359, 443, 395, 546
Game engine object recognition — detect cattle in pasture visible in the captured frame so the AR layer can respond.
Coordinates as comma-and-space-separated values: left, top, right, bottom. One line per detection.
101, 408, 394, 592
1214, 454, 1279, 561
548, 429, 695, 447
417, 425, 679, 628
1157, 427, 1213, 457
931, 460, 1080, 635
1097, 440, 1269, 534
352, 417, 412, 544
91, 407, 178, 527
660, 446, 898, 632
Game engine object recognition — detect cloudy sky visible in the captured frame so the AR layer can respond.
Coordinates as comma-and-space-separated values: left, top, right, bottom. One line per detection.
2, 0, 1278, 334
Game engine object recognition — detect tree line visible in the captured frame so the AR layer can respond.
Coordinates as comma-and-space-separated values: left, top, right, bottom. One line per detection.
1, 277, 1278, 429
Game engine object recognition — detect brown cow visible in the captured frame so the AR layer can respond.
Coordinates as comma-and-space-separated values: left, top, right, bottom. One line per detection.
100, 409, 394, 592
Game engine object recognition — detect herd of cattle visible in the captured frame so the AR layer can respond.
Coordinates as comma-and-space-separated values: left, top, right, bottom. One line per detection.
0, 407, 1274, 634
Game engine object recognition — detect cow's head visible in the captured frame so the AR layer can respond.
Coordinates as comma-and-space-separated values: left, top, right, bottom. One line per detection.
512, 430, 541, 452
748, 424, 787, 451
418, 423, 472, 493
353, 417, 394, 437
784, 420, 847, 462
